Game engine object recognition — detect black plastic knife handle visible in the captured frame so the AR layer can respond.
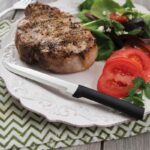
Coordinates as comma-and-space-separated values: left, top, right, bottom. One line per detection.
73, 85, 144, 120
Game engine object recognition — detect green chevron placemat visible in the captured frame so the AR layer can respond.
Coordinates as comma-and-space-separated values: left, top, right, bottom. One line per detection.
1, 20, 150, 150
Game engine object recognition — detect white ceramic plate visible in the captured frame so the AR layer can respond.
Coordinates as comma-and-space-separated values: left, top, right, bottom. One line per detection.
1, 0, 150, 127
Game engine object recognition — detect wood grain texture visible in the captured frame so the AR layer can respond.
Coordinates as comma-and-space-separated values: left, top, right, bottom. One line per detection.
104, 132, 150, 150
59, 143, 101, 150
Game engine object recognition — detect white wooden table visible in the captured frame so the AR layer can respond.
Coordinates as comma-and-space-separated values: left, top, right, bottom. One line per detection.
1, 0, 150, 150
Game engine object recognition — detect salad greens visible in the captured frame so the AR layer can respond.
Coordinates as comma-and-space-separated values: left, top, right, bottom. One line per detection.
79, 0, 95, 11
90, 0, 121, 18
92, 30, 115, 60
124, 77, 150, 107
83, 19, 124, 59
79, 0, 150, 60
142, 14, 150, 38
123, 0, 135, 9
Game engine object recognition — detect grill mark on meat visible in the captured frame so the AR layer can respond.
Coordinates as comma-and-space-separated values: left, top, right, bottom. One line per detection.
17, 3, 95, 56
15, 3, 97, 73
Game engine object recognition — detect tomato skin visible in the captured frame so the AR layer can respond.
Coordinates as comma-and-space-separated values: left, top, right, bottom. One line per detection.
98, 74, 132, 98
97, 58, 143, 98
110, 12, 128, 23
97, 45, 150, 98
143, 70, 150, 82
108, 47, 150, 71
103, 57, 143, 74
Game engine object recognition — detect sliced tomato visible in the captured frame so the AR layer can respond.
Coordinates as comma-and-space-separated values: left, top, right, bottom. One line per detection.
108, 47, 150, 71
97, 58, 143, 98
109, 12, 128, 23
143, 70, 150, 82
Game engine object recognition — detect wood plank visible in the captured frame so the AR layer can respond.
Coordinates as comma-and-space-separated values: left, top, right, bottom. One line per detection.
103, 132, 150, 150
59, 143, 101, 150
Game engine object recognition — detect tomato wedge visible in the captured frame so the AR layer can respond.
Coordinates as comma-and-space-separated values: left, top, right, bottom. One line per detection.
108, 47, 150, 71
97, 58, 143, 98
109, 12, 128, 23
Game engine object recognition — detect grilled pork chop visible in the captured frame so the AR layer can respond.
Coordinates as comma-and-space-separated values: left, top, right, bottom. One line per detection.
15, 3, 97, 73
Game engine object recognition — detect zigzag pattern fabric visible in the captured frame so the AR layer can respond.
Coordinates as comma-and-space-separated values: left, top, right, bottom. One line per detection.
1, 20, 150, 150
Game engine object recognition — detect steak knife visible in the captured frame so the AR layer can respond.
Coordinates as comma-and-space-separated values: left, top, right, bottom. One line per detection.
3, 62, 144, 120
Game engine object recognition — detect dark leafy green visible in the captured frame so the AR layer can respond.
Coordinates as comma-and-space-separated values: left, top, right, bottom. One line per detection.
83, 19, 124, 32
83, 19, 125, 60
123, 0, 135, 9
79, 10, 92, 23
122, 18, 146, 37
124, 94, 144, 107
90, 0, 121, 18
128, 28, 143, 35
122, 10, 143, 18
79, 0, 95, 11
91, 30, 115, 60
142, 14, 150, 38
124, 77, 150, 107
83, 20, 104, 30
78, 0, 150, 107
129, 77, 145, 97
111, 21, 125, 32
78, 0, 150, 60
145, 84, 150, 99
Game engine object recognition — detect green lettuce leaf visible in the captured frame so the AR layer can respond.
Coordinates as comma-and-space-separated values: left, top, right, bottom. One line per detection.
145, 83, 150, 99
78, 0, 150, 61
142, 14, 150, 38
91, 0, 121, 18
123, 0, 135, 9
129, 77, 145, 97
82, 19, 124, 60
78, 10, 92, 23
83, 19, 124, 33
79, 0, 95, 11
91, 30, 115, 60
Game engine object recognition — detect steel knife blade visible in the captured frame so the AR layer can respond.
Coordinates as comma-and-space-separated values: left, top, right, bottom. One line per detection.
3, 61, 144, 120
